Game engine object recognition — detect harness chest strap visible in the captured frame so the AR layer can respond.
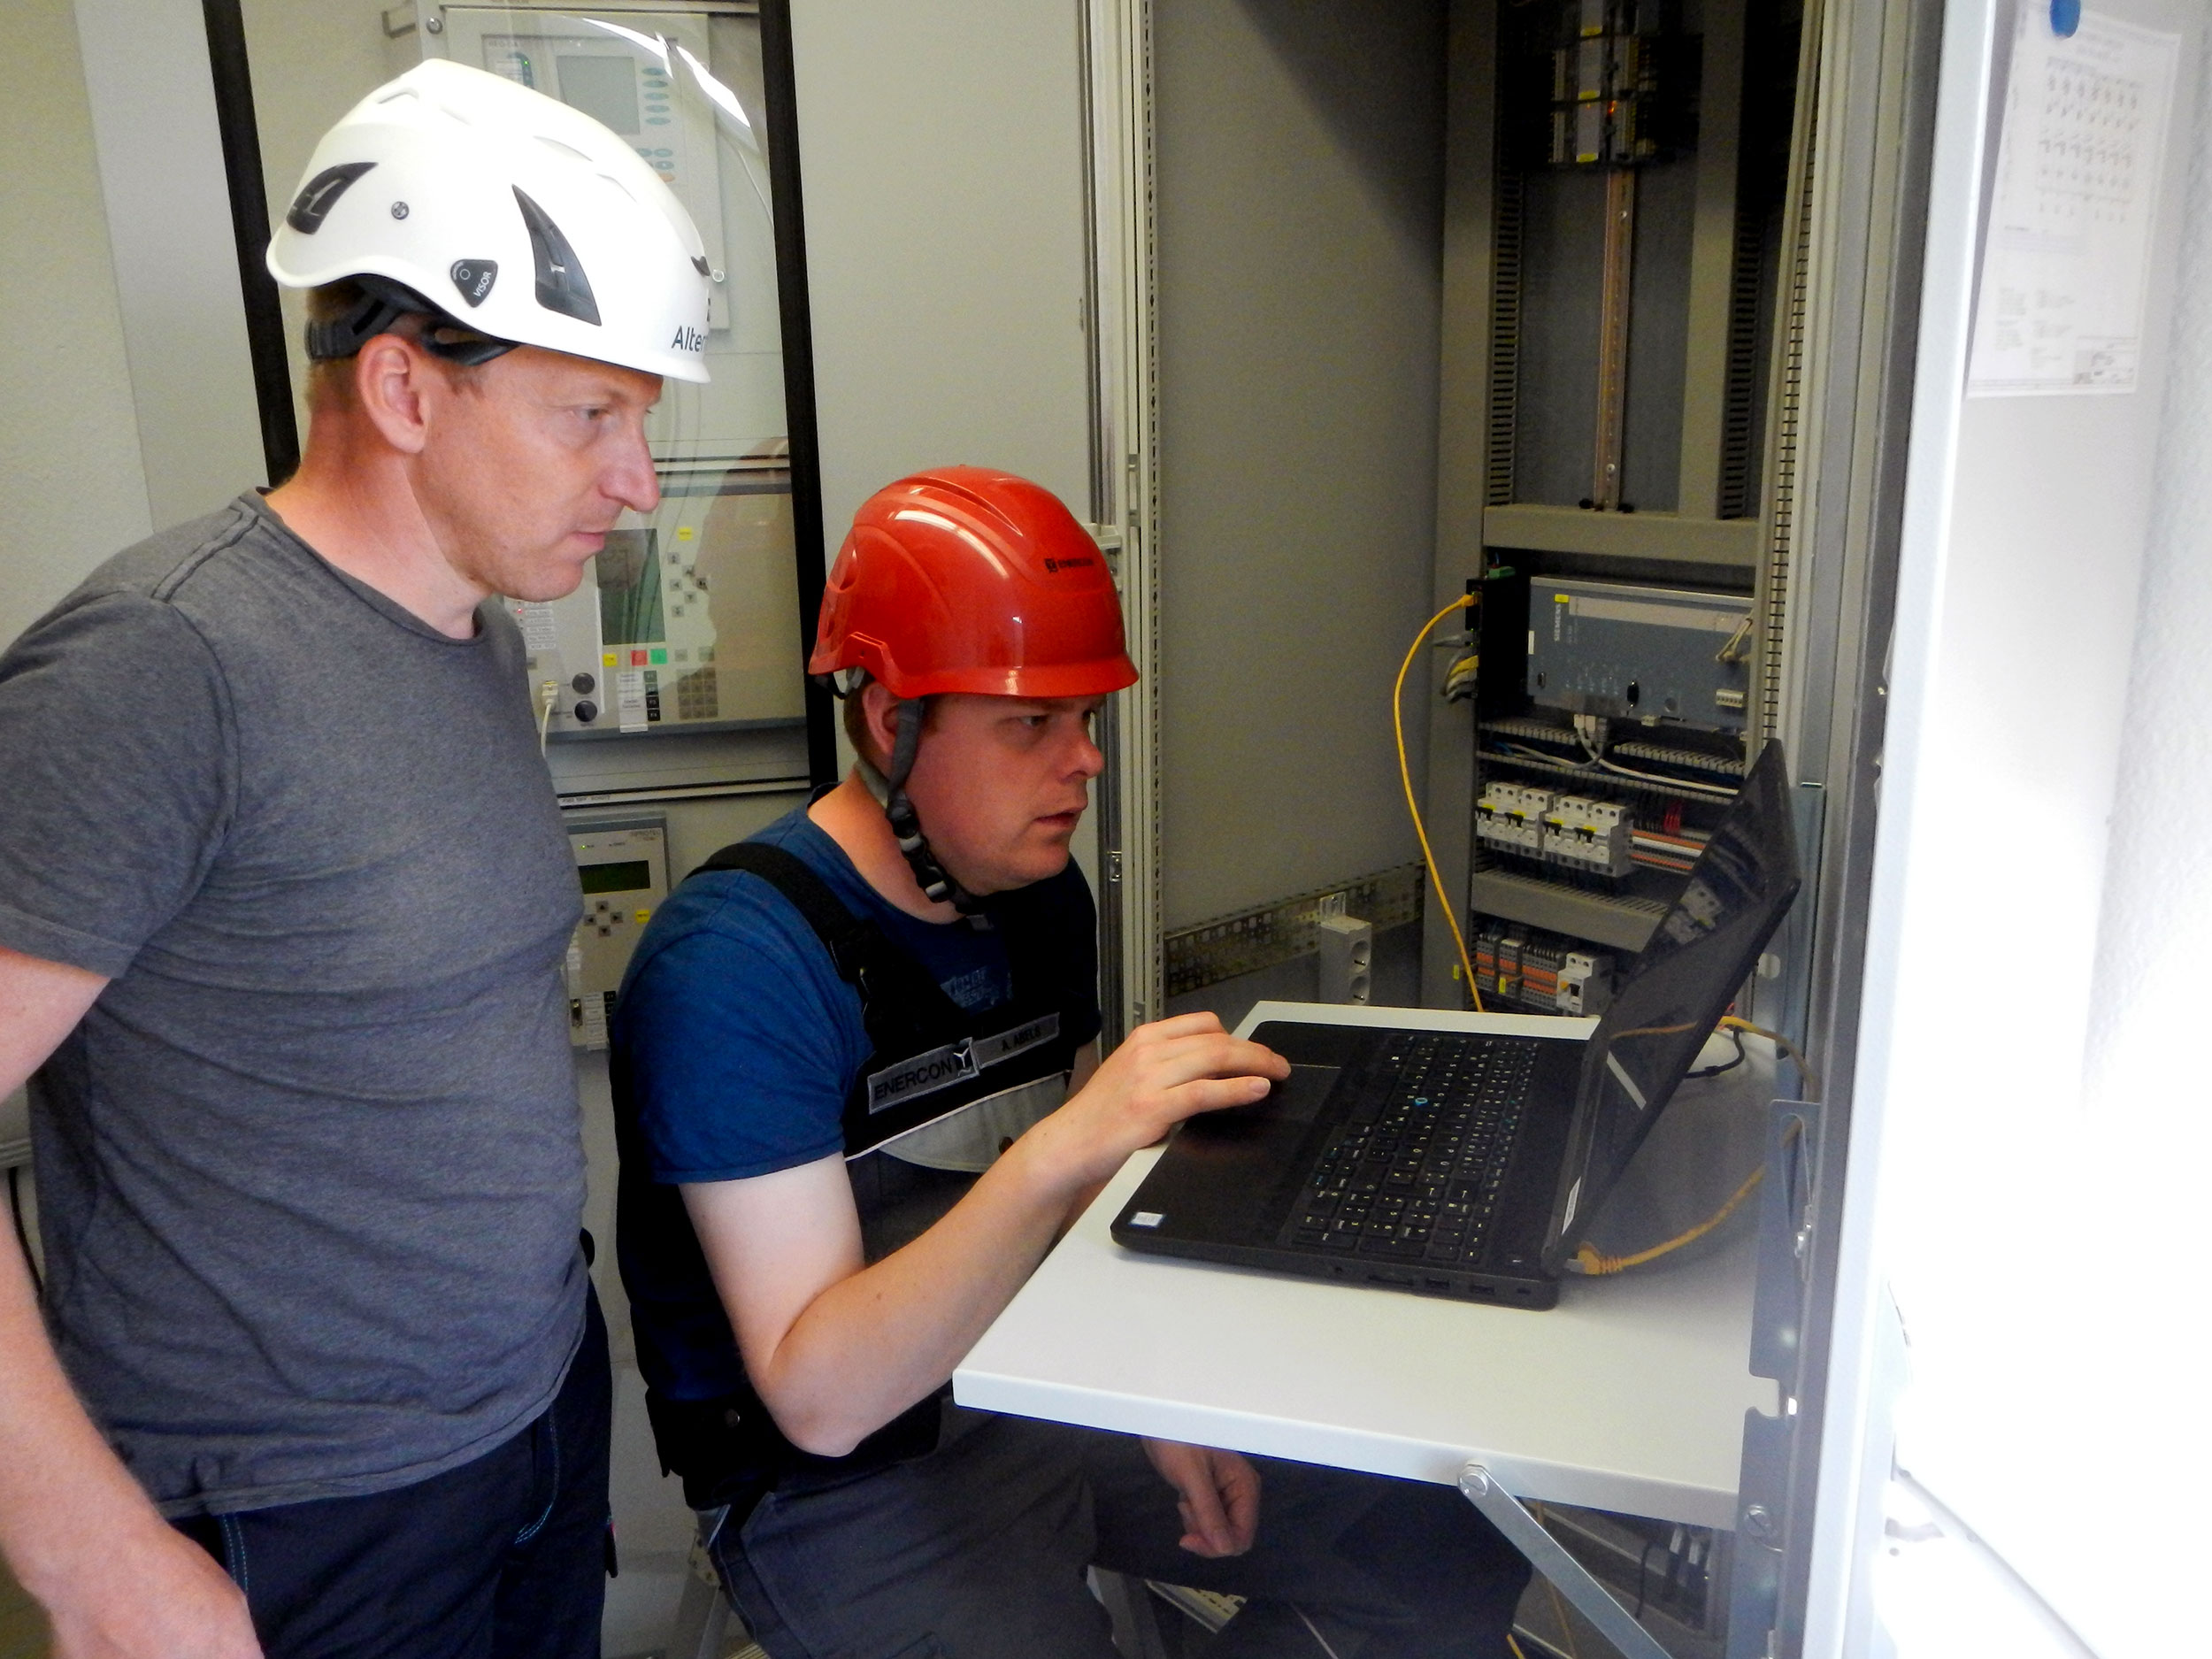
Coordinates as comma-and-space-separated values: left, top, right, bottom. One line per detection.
693, 841, 1071, 1157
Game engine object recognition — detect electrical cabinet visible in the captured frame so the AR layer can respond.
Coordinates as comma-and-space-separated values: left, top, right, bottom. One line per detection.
1451, 0, 1809, 1028
1140, 0, 1814, 1050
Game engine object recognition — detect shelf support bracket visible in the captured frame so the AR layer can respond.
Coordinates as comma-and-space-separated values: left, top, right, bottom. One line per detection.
1456, 1463, 1671, 1659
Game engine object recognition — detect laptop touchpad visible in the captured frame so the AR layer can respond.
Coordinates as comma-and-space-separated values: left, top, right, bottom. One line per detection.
1179, 1063, 1340, 1146
1268, 1064, 1340, 1125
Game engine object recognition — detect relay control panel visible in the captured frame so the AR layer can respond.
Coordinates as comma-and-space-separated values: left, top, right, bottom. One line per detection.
505, 481, 804, 739
1527, 580, 1755, 733
565, 810, 668, 1050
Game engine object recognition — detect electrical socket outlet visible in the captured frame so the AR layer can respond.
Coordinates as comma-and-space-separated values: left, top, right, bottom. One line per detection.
1317, 913, 1374, 1005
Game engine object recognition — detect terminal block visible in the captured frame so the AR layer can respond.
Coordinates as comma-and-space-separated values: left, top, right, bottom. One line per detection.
1472, 922, 1617, 1018
1540, 0, 1686, 168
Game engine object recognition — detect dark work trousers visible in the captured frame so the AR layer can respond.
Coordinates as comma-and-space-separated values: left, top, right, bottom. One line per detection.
710, 1405, 1531, 1659
174, 1286, 613, 1659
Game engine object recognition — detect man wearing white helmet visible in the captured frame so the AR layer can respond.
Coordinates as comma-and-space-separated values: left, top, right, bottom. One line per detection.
0, 61, 710, 1658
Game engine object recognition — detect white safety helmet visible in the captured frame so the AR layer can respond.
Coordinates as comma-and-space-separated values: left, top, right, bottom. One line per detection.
267, 58, 710, 383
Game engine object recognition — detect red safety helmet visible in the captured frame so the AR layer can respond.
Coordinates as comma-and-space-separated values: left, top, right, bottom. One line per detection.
810, 467, 1139, 700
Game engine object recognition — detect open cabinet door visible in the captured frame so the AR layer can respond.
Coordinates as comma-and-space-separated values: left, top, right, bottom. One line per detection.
1807, 0, 2211, 1655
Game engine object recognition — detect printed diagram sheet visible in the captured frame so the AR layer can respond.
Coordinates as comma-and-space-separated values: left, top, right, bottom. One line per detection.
1968, 7, 2178, 396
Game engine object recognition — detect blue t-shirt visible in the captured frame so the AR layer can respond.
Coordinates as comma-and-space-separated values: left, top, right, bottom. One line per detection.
611, 803, 1100, 1402
615, 806, 1098, 1181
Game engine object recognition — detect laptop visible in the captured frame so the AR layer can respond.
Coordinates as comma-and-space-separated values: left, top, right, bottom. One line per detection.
1110, 741, 1801, 1310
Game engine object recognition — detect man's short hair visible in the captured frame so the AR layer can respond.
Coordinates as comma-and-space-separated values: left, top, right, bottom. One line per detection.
303, 280, 488, 411
841, 672, 884, 771
841, 673, 939, 774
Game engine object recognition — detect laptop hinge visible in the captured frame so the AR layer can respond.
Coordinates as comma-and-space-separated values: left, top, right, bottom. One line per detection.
1457, 1463, 1672, 1659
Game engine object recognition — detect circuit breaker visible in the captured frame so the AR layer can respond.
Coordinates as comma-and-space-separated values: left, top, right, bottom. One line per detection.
565, 810, 669, 1049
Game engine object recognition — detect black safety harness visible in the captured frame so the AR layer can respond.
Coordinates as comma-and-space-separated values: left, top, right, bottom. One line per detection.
637, 841, 1088, 1513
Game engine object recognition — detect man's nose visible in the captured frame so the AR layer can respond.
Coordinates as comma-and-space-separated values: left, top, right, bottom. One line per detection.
607, 419, 660, 515
1064, 723, 1105, 780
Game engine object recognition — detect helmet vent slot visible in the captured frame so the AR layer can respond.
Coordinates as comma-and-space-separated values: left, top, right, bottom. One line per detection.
285, 161, 376, 234
512, 186, 601, 326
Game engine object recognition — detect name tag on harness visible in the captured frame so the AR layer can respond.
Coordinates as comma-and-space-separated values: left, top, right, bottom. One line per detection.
971, 1012, 1060, 1070
864, 1012, 1063, 1116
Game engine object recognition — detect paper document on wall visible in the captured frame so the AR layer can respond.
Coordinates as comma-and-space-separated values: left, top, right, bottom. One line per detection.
1967, 7, 2177, 396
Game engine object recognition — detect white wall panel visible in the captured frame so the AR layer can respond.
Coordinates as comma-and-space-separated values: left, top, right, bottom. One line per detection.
787, 0, 1092, 549
72, 0, 265, 528
1825, 3, 2210, 1652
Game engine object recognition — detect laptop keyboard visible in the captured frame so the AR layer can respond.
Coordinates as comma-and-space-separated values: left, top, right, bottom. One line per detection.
1281, 1033, 1540, 1267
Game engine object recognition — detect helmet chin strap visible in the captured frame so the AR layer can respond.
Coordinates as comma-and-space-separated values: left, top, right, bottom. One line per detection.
879, 698, 987, 923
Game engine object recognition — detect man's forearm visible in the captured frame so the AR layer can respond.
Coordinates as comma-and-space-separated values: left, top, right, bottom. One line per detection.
0, 948, 161, 1595
0, 1219, 173, 1602
715, 1018, 1284, 1458
749, 1139, 1077, 1456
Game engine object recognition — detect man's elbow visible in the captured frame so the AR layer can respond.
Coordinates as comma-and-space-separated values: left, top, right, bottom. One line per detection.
782, 1417, 865, 1460
760, 1390, 867, 1459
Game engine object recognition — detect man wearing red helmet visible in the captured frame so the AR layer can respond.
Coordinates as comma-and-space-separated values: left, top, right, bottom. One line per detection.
611, 469, 1528, 1657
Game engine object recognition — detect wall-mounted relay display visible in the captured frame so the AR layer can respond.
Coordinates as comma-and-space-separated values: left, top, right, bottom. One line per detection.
1527, 580, 1754, 733
565, 810, 668, 1049
506, 480, 805, 739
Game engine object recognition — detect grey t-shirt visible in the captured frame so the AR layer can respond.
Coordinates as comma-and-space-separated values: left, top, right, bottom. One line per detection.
0, 495, 587, 1516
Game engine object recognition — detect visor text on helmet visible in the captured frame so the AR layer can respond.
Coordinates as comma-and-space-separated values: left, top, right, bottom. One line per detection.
1041, 555, 1095, 572
671, 324, 706, 354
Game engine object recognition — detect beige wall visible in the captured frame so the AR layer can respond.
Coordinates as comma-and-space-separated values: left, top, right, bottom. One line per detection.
72, 0, 266, 530
0, 0, 153, 649
242, 0, 411, 449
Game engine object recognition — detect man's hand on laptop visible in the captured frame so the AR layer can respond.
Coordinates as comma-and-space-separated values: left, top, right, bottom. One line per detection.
1143, 1439, 1261, 1557
1022, 1014, 1288, 1201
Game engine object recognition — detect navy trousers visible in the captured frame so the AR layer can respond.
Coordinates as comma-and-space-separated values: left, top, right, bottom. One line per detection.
713, 1406, 1531, 1659
174, 1289, 612, 1659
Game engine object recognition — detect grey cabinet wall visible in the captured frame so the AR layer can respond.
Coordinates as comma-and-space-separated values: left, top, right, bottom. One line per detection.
1154, 0, 1449, 933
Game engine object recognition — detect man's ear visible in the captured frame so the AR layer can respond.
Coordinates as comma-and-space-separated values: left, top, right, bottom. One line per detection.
860, 680, 903, 772
353, 334, 435, 457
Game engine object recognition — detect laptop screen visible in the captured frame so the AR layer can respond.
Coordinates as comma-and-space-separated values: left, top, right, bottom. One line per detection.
1540, 740, 1802, 1269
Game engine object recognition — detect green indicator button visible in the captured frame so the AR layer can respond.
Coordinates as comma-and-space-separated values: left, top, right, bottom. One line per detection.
649, 648, 669, 664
